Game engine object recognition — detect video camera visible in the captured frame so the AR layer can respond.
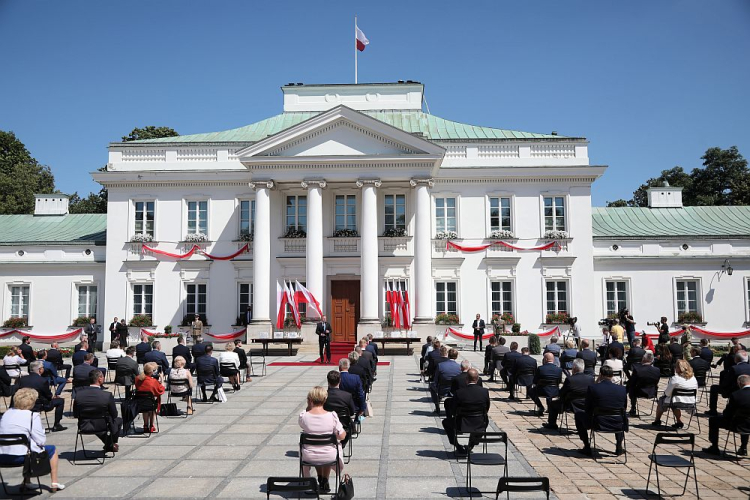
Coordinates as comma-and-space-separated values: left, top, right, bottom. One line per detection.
646, 321, 661, 327
597, 318, 615, 328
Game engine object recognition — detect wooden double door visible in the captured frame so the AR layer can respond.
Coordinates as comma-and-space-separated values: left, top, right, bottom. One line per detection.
330, 280, 360, 343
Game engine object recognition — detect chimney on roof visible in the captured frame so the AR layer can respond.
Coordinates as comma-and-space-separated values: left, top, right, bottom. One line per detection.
551, 131, 558, 136
647, 182, 683, 208
34, 194, 69, 215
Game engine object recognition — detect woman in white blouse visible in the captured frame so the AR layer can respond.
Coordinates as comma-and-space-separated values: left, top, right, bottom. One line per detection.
2, 347, 27, 380
652, 359, 698, 429
105, 341, 126, 360
218, 342, 241, 391
602, 346, 624, 385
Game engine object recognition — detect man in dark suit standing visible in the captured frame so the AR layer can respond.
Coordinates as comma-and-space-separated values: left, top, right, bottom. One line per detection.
358, 339, 376, 374
339, 358, 366, 415
144, 341, 170, 377
575, 365, 628, 456
500, 341, 521, 387
708, 350, 750, 416
315, 316, 332, 364
354, 347, 374, 389
324, 370, 357, 446
510, 347, 537, 401
699, 339, 713, 363
703, 374, 750, 456
74, 369, 122, 453
576, 339, 597, 376
116, 319, 129, 348
242, 305, 253, 326
173, 336, 193, 371
626, 351, 661, 415
529, 353, 563, 416
135, 335, 152, 365
195, 344, 223, 401
18, 336, 36, 362
47, 342, 71, 380
441, 369, 490, 455
109, 317, 119, 342
624, 338, 646, 377
17, 361, 66, 432
543, 359, 595, 430
84, 317, 99, 353
366, 333, 379, 357
115, 347, 139, 399
472, 313, 486, 352
668, 336, 683, 361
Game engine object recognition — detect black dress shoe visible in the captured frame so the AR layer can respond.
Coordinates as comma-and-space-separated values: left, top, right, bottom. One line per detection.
737, 447, 747, 456
671, 422, 684, 429
542, 422, 558, 430
628, 409, 637, 417
579, 446, 592, 456
705, 410, 718, 417
615, 447, 624, 456
51, 424, 67, 432
702, 446, 721, 456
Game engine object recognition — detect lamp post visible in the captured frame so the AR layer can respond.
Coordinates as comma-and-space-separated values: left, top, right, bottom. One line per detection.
721, 259, 733, 277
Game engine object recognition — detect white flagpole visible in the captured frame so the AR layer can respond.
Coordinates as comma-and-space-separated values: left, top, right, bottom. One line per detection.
354, 15, 358, 84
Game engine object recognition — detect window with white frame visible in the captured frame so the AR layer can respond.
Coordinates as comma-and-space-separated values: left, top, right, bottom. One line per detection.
490, 281, 513, 316
186, 283, 207, 318
238, 283, 253, 317
435, 281, 457, 315
239, 200, 255, 237
334, 195, 357, 232
489, 197, 512, 232
546, 281, 568, 315
132, 284, 153, 317
383, 279, 408, 316
187, 201, 208, 235
605, 280, 628, 316
286, 195, 307, 232
9, 285, 30, 319
134, 201, 155, 238
676, 279, 700, 316
384, 194, 406, 232
543, 196, 566, 232
77, 285, 98, 318
435, 197, 457, 233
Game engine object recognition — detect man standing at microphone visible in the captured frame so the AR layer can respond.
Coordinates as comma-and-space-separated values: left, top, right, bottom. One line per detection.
316, 316, 332, 364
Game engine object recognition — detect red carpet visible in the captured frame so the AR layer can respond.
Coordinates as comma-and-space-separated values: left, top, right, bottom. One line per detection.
268, 361, 391, 367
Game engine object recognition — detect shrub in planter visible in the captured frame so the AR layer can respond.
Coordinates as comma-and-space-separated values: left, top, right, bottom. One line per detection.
332, 228, 359, 237
3, 317, 28, 328
181, 314, 208, 326
164, 325, 172, 334
545, 312, 569, 324
382, 228, 407, 237
434, 230, 458, 240
72, 316, 93, 327
434, 313, 460, 325
284, 228, 307, 238
129, 315, 153, 327
511, 323, 521, 334
381, 314, 393, 328
284, 317, 300, 329
677, 311, 703, 324
239, 231, 254, 242
528, 334, 541, 355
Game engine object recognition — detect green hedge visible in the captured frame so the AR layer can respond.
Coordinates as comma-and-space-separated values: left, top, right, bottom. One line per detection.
528, 334, 541, 355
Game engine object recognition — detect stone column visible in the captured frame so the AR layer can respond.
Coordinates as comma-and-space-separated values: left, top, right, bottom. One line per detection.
249, 180, 273, 327
411, 179, 434, 324
357, 179, 381, 325
302, 180, 326, 313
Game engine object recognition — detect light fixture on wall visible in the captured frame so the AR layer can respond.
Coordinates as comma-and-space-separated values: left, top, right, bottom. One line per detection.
721, 259, 733, 277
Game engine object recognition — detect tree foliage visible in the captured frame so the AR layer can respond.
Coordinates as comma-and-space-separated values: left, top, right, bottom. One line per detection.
122, 126, 179, 142
606, 147, 748, 208
0, 131, 55, 214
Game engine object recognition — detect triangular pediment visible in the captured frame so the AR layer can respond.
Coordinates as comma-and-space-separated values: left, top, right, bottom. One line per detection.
235, 105, 445, 160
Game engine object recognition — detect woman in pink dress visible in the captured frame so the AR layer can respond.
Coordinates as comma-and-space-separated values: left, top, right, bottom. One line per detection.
298, 386, 346, 493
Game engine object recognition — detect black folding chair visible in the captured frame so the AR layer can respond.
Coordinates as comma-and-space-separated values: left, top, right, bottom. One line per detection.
327, 404, 354, 464
166, 377, 191, 418
74, 409, 115, 465
513, 367, 535, 400
299, 433, 341, 495
4, 365, 21, 385
195, 367, 218, 404
453, 409, 488, 460
106, 357, 120, 382
266, 477, 318, 499
663, 388, 700, 432
133, 391, 160, 436
0, 434, 42, 496
558, 396, 585, 434
492, 354, 506, 388
611, 370, 624, 385
632, 382, 659, 418
435, 379, 452, 415
646, 432, 699, 498
249, 350, 267, 377
589, 407, 628, 464
495, 477, 550, 500
219, 362, 238, 393
466, 431, 508, 497
723, 408, 750, 462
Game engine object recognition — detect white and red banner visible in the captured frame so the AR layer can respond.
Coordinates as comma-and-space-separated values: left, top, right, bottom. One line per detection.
285, 281, 301, 329
446, 325, 560, 341
276, 282, 288, 330
141, 243, 249, 261
294, 281, 323, 320
205, 328, 247, 341
689, 325, 750, 339
355, 24, 369, 51
0, 328, 82, 342
385, 283, 411, 330
446, 240, 559, 253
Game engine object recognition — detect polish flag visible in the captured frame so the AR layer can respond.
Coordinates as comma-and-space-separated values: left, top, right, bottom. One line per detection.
402, 289, 411, 330
393, 283, 403, 330
285, 281, 301, 328
276, 282, 288, 329
356, 25, 369, 51
295, 280, 322, 319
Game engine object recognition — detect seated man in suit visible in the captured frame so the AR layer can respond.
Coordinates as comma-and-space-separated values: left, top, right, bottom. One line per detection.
560, 340, 579, 377
233, 339, 250, 382
17, 361, 66, 432
195, 344, 223, 401
509, 347, 537, 401
484, 336, 497, 378
626, 350, 661, 415
500, 341, 521, 387
38, 349, 67, 396
543, 336, 561, 367
135, 336, 152, 365
668, 336, 684, 362
543, 359, 595, 430
491, 337, 511, 382
18, 336, 37, 362
348, 351, 371, 392
73, 369, 122, 453
426, 339, 443, 381
353, 347, 375, 389
324, 370, 357, 446
144, 340, 170, 377
576, 339, 598, 376
366, 333, 379, 357
430, 347, 461, 414
0, 364, 12, 399
72, 341, 90, 366
529, 353, 563, 416
624, 338, 646, 377
359, 339, 376, 375
575, 365, 628, 456
339, 358, 366, 416
703, 374, 750, 456
115, 347, 139, 399
441, 369, 490, 455
420, 336, 433, 375
73, 353, 105, 387
46, 342, 71, 380
689, 348, 712, 388
173, 336, 194, 371
451, 359, 484, 395
608, 338, 625, 361
192, 336, 208, 361
708, 350, 750, 416
699, 339, 713, 363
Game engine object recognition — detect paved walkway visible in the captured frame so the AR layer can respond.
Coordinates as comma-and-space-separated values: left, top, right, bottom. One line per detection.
2, 350, 545, 499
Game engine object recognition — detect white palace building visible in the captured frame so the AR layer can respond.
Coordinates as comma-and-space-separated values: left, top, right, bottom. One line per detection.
3, 81, 750, 345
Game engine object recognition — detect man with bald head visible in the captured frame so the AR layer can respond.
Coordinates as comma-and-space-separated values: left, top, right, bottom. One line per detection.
442, 368, 490, 455
529, 352, 563, 416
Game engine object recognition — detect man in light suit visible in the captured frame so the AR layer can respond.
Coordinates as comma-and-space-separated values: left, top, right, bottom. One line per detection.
316, 316, 332, 364
472, 313, 486, 352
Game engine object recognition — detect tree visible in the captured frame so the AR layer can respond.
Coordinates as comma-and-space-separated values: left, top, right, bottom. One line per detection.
690, 146, 749, 206
630, 166, 693, 207
122, 126, 179, 142
606, 199, 630, 207
0, 131, 55, 214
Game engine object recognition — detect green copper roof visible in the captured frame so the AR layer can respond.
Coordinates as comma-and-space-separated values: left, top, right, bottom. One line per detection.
592, 206, 750, 239
126, 110, 574, 144
0, 214, 107, 245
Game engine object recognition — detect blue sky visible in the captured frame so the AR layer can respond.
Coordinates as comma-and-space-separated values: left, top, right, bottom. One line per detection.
1, 0, 748, 206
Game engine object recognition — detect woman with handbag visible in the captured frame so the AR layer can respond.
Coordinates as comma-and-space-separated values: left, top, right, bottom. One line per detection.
169, 356, 194, 415
135, 362, 165, 433
0, 388, 64, 492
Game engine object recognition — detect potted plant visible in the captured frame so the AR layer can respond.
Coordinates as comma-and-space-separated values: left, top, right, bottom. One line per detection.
129, 315, 153, 327
130, 234, 154, 243
489, 229, 515, 239
434, 230, 458, 240
511, 323, 521, 334
332, 228, 359, 237
284, 228, 307, 238
545, 312, 569, 324
434, 313, 460, 325
382, 228, 407, 237
543, 230, 569, 239
164, 325, 172, 334
239, 231, 254, 242
72, 316, 93, 327
528, 334, 542, 355
184, 233, 209, 243
677, 312, 703, 324
2, 317, 29, 329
